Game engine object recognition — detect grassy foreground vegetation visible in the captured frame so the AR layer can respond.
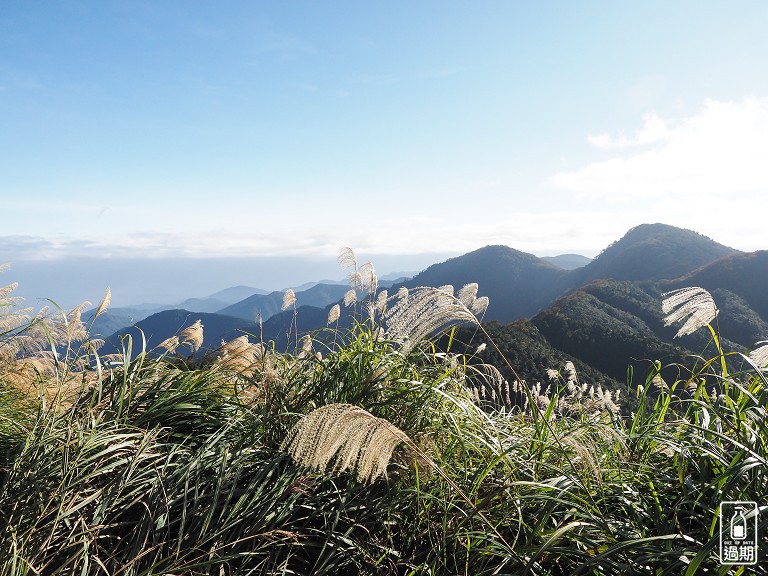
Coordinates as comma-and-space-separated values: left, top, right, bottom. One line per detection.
0, 260, 766, 574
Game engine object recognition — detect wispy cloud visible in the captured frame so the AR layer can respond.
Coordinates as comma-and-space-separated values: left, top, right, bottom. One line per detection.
587, 113, 671, 150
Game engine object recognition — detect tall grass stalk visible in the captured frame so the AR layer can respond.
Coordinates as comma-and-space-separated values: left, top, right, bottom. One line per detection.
1, 271, 766, 574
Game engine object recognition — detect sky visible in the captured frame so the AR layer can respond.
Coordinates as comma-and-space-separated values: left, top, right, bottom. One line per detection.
2, 1, 768, 306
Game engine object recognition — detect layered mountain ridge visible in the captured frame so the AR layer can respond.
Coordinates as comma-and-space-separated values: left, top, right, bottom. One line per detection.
99, 223, 766, 391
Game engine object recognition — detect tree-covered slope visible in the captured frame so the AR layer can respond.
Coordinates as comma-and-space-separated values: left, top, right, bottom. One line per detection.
405, 245, 568, 322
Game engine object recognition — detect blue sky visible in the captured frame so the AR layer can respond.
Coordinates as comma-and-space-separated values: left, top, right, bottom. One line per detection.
2, 1, 768, 304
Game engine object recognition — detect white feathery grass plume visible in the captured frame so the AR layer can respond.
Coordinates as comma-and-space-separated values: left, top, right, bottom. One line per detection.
375, 289, 388, 314
327, 303, 341, 325
396, 286, 408, 300
216, 335, 259, 373
157, 335, 180, 352
457, 283, 478, 307
281, 289, 297, 311
564, 361, 577, 383
87, 338, 105, 352
474, 342, 486, 354
470, 296, 489, 316
179, 320, 204, 353
661, 287, 718, 338
282, 403, 410, 483
343, 289, 356, 308
0, 282, 19, 301
546, 368, 559, 381
0, 263, 9, 274
337, 246, 357, 271
437, 284, 454, 296
59, 303, 89, 343
348, 271, 362, 290
93, 287, 111, 320
748, 341, 768, 369
383, 285, 485, 354
359, 261, 377, 295
298, 334, 313, 358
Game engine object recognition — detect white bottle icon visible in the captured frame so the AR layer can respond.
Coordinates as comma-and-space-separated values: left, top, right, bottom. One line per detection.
731, 507, 747, 540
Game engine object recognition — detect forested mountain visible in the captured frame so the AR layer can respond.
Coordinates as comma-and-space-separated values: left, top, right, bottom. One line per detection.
665, 250, 768, 322
567, 223, 738, 284
404, 245, 568, 322
103, 224, 767, 392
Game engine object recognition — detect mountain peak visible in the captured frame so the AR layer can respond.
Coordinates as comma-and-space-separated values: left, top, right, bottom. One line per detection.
582, 223, 739, 282
405, 245, 567, 322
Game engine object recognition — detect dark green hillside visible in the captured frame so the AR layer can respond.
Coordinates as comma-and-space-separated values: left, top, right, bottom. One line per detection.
405, 245, 567, 322
667, 250, 768, 324
531, 286, 689, 385
709, 288, 768, 348
448, 320, 621, 389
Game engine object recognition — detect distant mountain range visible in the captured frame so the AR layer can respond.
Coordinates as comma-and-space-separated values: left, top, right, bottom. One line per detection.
95, 224, 767, 394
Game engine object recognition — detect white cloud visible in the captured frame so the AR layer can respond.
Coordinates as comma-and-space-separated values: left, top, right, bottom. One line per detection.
552, 97, 768, 201
587, 113, 671, 150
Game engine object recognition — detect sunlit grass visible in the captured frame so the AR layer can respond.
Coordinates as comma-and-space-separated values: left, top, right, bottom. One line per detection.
0, 262, 765, 574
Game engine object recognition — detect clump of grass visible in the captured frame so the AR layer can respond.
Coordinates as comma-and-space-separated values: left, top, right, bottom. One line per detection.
1, 262, 767, 574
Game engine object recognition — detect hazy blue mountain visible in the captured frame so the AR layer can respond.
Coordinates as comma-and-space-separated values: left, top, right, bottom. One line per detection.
206, 285, 269, 304
85, 309, 140, 338
175, 297, 229, 314
540, 254, 592, 270
103, 309, 261, 356
217, 283, 350, 322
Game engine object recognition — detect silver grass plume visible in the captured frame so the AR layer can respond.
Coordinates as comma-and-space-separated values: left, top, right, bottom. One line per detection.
281, 288, 297, 311
359, 261, 377, 295
375, 289, 388, 314
748, 341, 768, 369
298, 335, 313, 358
546, 368, 559, 381
348, 271, 363, 291
564, 361, 577, 383
216, 335, 258, 373
383, 285, 485, 354
93, 287, 111, 320
662, 287, 718, 338
337, 246, 357, 272
179, 320, 204, 353
343, 289, 356, 307
458, 283, 478, 307
327, 303, 341, 325
282, 403, 410, 483
470, 296, 489, 316
157, 335, 180, 352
